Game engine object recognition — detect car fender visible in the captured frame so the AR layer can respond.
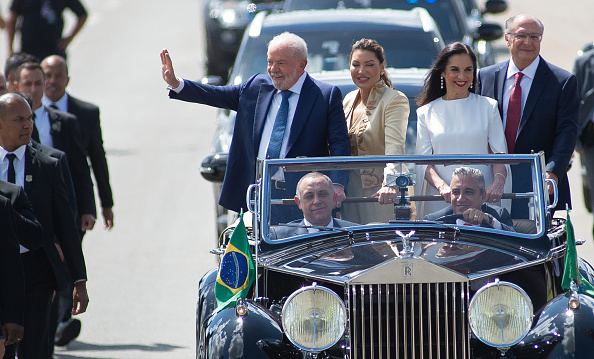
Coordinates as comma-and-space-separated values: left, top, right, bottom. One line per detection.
510, 293, 594, 358
202, 300, 283, 359
197, 268, 218, 358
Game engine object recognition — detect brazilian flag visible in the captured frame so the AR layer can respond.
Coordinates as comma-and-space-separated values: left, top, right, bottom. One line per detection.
215, 214, 255, 310
561, 210, 594, 298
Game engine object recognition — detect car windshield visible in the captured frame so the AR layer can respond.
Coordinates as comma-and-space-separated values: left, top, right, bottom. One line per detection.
254, 155, 549, 242
231, 30, 441, 84
283, 0, 466, 43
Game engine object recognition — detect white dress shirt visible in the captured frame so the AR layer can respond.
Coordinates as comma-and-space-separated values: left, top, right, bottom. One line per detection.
33, 106, 54, 147
502, 57, 540, 130
303, 217, 334, 233
42, 93, 69, 112
0, 144, 30, 253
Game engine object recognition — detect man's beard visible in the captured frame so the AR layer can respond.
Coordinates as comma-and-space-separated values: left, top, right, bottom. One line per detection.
269, 68, 299, 90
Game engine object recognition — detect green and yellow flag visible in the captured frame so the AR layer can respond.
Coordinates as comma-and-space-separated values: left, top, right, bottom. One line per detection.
561, 210, 594, 298
215, 214, 255, 310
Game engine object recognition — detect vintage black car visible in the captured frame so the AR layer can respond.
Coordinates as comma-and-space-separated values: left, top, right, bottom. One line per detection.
197, 153, 594, 358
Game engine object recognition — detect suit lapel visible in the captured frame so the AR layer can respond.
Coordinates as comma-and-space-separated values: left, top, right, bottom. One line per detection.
286, 74, 316, 154
494, 61, 509, 117
253, 83, 276, 156
519, 57, 548, 136
46, 107, 64, 148
23, 146, 36, 195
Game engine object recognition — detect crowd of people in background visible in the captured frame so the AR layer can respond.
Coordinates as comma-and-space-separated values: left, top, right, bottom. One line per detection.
0, 1, 115, 358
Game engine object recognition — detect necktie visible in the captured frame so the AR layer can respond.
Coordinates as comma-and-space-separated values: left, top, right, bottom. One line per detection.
49, 104, 59, 110
505, 72, 524, 154
266, 90, 292, 168
31, 112, 40, 142
6, 153, 16, 184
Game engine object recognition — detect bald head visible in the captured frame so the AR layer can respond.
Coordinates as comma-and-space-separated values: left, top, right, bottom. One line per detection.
41, 55, 70, 102
0, 93, 34, 151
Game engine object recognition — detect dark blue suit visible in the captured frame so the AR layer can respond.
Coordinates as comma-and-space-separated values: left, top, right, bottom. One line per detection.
170, 73, 351, 212
477, 56, 579, 212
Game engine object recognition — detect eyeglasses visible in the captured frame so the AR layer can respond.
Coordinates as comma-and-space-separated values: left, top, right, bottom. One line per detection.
508, 33, 542, 43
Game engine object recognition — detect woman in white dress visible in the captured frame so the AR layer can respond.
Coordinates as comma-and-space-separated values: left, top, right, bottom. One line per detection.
341, 38, 410, 224
415, 42, 510, 217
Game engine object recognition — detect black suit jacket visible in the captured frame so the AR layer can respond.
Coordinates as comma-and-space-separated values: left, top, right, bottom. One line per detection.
66, 95, 114, 208
45, 106, 96, 218
477, 57, 579, 210
0, 180, 43, 251
0, 196, 25, 326
424, 203, 515, 231
29, 141, 77, 218
170, 73, 350, 212
24, 145, 86, 290
269, 218, 358, 240
573, 48, 594, 146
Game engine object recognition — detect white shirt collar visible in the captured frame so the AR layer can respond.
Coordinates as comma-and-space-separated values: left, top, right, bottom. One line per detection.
279, 71, 307, 96
0, 144, 27, 161
303, 217, 334, 228
507, 56, 540, 80
42, 93, 68, 112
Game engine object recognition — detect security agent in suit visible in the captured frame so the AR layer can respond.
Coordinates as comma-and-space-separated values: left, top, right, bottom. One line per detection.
0, 196, 25, 349
160, 32, 351, 213
574, 46, 594, 234
476, 14, 579, 216
424, 167, 515, 232
0, 93, 88, 359
41, 55, 114, 230
270, 172, 358, 240
14, 62, 97, 234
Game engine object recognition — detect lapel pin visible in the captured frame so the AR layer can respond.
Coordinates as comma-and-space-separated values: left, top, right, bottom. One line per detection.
25, 175, 33, 182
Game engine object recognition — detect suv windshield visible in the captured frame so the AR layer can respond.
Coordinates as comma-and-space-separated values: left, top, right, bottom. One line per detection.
283, 0, 466, 44
255, 155, 548, 241
232, 30, 441, 83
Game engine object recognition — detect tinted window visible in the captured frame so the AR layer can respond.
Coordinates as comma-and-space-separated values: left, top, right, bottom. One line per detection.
234, 30, 440, 82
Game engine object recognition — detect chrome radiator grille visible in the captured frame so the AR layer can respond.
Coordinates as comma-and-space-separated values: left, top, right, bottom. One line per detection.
348, 282, 470, 359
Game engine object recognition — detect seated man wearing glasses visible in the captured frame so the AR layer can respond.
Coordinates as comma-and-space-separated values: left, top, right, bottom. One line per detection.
269, 172, 357, 239
424, 167, 515, 231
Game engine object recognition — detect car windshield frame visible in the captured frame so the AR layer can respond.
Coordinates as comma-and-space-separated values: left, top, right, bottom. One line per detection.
251, 154, 550, 247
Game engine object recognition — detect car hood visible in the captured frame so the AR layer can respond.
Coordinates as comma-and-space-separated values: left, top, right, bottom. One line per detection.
275, 240, 526, 283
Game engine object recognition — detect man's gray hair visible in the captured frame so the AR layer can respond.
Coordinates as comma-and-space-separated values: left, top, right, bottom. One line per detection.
268, 32, 308, 61
505, 15, 544, 34
295, 172, 334, 198
452, 167, 486, 194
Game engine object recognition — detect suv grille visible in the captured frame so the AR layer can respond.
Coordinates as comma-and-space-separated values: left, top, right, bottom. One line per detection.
348, 282, 470, 359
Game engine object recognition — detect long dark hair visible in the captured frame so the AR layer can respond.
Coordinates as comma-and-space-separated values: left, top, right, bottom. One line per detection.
350, 38, 393, 89
416, 42, 477, 106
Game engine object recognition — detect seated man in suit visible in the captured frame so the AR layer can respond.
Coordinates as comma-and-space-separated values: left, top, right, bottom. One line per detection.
424, 167, 515, 231
270, 172, 357, 239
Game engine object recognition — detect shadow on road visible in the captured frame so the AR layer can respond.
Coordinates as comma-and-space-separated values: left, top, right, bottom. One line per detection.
54, 341, 184, 358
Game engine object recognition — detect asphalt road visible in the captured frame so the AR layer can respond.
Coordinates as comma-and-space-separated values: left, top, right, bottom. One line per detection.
0, 0, 592, 358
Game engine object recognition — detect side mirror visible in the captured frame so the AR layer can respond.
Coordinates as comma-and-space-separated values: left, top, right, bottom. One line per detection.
200, 153, 228, 183
475, 22, 504, 42
200, 76, 225, 86
483, 0, 507, 14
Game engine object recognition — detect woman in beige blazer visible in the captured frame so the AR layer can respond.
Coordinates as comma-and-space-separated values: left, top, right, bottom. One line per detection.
341, 39, 410, 224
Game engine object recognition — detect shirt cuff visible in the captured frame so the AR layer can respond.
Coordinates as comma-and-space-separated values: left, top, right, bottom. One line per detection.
167, 77, 184, 93
492, 218, 502, 230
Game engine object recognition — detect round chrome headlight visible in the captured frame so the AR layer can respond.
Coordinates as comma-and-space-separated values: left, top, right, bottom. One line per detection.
469, 280, 533, 348
282, 284, 346, 351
